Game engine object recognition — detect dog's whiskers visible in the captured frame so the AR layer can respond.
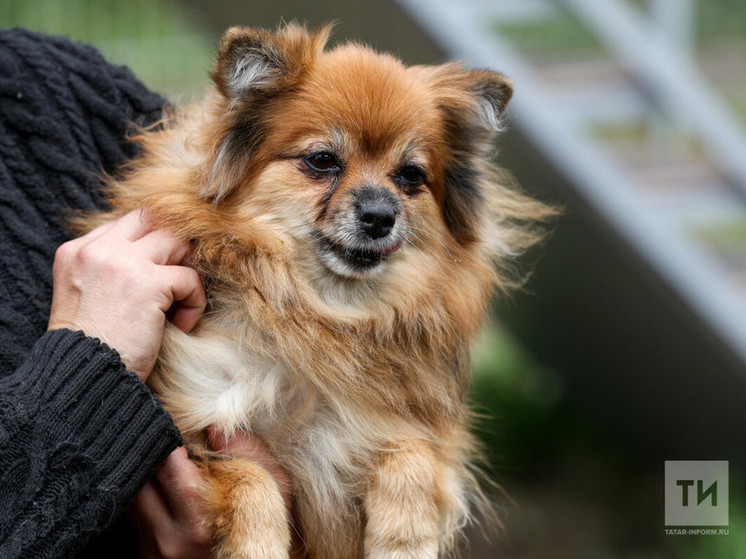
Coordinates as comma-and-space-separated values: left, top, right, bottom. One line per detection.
405, 230, 430, 257
404, 238, 425, 257
403, 225, 455, 262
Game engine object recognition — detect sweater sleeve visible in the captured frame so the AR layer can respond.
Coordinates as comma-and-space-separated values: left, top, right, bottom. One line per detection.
0, 28, 182, 558
0, 329, 182, 559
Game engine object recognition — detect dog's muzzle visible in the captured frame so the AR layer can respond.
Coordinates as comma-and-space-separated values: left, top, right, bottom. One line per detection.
355, 186, 399, 240
314, 185, 404, 278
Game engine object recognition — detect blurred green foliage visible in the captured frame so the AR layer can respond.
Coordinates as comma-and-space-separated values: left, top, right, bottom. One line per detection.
493, 10, 603, 59
470, 320, 568, 473
695, 0, 746, 36
676, 485, 746, 559
0, 0, 214, 98
694, 217, 746, 247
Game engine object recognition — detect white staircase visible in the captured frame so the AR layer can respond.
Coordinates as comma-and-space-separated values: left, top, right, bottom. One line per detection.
396, 0, 746, 366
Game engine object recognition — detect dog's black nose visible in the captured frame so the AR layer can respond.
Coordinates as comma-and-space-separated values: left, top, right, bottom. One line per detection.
359, 202, 395, 239
356, 187, 398, 240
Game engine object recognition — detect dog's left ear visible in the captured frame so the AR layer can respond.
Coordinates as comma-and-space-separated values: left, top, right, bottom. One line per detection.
203, 24, 331, 201
430, 67, 513, 243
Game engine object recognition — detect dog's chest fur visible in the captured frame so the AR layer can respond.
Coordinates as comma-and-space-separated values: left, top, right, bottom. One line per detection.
151, 320, 383, 507
156, 326, 296, 435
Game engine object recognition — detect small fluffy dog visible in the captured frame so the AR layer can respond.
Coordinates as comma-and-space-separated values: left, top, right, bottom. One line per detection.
82, 23, 551, 559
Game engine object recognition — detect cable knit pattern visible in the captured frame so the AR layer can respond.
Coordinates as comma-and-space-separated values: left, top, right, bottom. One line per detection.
0, 29, 182, 558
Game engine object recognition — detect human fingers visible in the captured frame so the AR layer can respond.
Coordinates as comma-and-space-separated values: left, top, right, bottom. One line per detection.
207, 427, 269, 459
155, 447, 207, 523
207, 426, 292, 511
73, 217, 119, 245
107, 208, 155, 242
156, 265, 206, 332
135, 229, 193, 266
131, 481, 173, 537
66, 209, 153, 258
131, 450, 213, 559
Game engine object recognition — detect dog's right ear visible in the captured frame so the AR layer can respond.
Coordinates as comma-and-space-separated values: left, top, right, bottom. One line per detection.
203, 24, 331, 201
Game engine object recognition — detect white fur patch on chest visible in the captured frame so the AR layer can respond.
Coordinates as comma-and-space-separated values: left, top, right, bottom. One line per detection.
157, 326, 388, 509
157, 328, 294, 436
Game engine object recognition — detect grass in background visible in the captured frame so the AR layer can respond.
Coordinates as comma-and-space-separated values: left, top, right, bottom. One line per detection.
0, 0, 215, 99
695, 0, 746, 37
695, 216, 746, 247
691, 216, 746, 292
493, 8, 606, 62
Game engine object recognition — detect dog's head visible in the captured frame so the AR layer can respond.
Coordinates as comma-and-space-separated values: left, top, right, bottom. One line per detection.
197, 24, 540, 295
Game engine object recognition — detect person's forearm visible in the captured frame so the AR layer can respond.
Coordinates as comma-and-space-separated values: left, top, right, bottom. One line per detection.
0, 329, 181, 559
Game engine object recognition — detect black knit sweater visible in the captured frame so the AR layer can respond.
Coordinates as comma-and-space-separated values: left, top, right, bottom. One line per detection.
0, 29, 182, 558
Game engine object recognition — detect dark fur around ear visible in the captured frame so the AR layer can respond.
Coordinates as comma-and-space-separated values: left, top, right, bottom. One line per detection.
432, 67, 514, 244
468, 70, 513, 133
203, 24, 332, 201
442, 159, 484, 245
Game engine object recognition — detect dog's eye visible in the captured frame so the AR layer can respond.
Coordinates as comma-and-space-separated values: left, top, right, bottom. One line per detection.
394, 165, 426, 190
304, 152, 341, 174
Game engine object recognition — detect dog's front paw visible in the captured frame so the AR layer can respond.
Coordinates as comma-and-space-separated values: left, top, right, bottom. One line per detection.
364, 441, 442, 559
208, 458, 291, 559
365, 539, 438, 559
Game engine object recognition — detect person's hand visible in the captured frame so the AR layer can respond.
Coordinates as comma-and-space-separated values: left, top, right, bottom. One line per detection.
47, 209, 206, 380
131, 446, 212, 559
207, 426, 293, 513
131, 429, 293, 559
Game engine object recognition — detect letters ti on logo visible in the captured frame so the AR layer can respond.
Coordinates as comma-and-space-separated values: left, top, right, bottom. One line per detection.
665, 461, 728, 526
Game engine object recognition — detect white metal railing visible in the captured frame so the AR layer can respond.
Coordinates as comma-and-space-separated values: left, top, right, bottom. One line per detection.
395, 0, 746, 365
562, 0, 746, 196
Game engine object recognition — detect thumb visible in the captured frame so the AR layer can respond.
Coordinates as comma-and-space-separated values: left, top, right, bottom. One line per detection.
207, 425, 269, 457
206, 425, 292, 509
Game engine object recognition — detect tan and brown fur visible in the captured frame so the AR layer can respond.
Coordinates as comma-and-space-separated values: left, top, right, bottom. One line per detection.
79, 24, 552, 559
